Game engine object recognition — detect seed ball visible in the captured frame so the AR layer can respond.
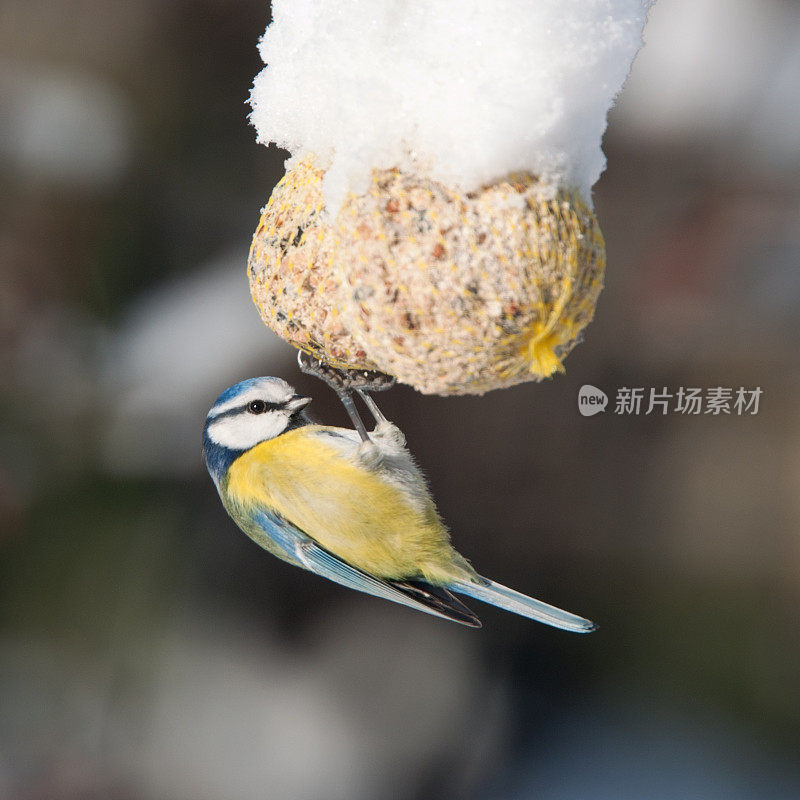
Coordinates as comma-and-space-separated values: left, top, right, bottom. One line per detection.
336, 168, 605, 395
248, 158, 606, 395
248, 160, 378, 371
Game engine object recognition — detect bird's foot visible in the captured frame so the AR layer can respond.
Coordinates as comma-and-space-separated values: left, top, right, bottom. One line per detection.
298, 351, 397, 442
297, 351, 395, 394
297, 351, 396, 439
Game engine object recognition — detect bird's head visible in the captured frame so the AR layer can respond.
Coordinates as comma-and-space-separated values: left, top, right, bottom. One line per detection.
203, 377, 311, 464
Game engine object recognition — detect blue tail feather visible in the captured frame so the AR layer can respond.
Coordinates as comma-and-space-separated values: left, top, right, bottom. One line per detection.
451, 577, 597, 633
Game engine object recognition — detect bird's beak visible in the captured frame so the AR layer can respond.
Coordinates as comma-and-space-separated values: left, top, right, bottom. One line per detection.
286, 395, 312, 412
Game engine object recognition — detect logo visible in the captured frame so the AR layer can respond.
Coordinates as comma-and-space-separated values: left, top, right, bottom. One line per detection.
578, 384, 608, 416
577, 385, 762, 416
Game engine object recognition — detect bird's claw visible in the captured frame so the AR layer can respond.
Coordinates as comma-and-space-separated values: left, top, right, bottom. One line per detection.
297, 351, 396, 443
346, 369, 396, 393
297, 351, 395, 394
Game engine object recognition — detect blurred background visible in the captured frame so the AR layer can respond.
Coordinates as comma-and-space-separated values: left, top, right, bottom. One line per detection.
2, 0, 799, 797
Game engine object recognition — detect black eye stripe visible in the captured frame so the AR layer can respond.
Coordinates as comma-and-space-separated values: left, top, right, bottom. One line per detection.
210, 399, 286, 420
247, 399, 282, 414
251, 399, 283, 414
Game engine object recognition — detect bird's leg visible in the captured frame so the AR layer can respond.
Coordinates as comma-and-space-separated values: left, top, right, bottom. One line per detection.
355, 389, 388, 425
341, 364, 395, 426
343, 370, 396, 429
336, 390, 371, 442
296, 351, 374, 442
356, 386, 406, 450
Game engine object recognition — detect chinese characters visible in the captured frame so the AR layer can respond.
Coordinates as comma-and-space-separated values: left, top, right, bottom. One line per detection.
612, 387, 762, 416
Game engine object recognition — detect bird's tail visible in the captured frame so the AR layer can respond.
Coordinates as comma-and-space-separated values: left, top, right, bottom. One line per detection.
450, 577, 597, 633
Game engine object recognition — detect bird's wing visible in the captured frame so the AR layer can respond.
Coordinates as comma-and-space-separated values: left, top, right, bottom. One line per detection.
387, 579, 481, 627
253, 508, 480, 627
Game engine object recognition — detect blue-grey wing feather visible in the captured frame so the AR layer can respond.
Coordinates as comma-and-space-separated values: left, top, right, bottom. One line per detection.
253, 509, 472, 623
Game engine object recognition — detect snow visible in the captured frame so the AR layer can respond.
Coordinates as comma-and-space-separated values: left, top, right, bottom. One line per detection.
249, 0, 652, 211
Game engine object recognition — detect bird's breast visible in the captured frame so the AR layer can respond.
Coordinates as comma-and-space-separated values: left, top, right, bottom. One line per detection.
223, 426, 468, 583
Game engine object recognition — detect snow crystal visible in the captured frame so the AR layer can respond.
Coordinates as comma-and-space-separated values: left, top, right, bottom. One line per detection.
249, 0, 652, 211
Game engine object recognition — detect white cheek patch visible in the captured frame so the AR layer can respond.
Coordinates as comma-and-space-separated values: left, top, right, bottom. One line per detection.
207, 411, 289, 451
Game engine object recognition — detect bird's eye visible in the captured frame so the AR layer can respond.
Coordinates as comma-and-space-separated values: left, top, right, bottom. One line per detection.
247, 400, 268, 414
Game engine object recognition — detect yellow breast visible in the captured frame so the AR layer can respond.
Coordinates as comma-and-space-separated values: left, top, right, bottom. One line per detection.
226, 426, 469, 583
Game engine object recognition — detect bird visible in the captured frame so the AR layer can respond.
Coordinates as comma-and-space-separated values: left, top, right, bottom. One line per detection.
202, 369, 596, 632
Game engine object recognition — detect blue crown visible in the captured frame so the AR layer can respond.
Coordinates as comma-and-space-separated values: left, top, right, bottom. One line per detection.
209, 377, 286, 415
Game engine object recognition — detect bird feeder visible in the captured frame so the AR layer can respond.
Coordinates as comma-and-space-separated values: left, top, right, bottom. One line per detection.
249, 157, 605, 396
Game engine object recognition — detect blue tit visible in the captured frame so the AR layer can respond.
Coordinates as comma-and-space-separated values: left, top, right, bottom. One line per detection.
202, 376, 596, 632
